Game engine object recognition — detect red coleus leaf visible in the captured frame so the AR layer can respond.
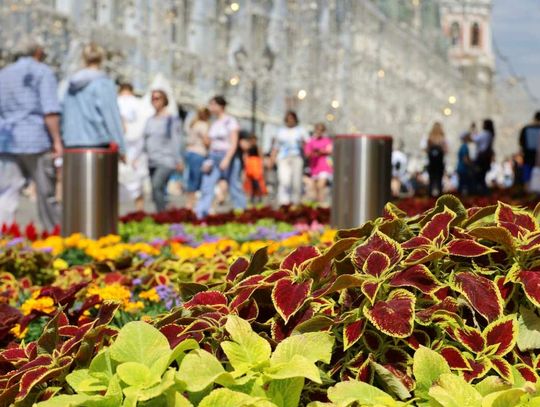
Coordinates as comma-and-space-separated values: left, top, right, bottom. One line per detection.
463, 358, 491, 382
361, 281, 380, 304
382, 346, 410, 366
520, 232, 540, 251
483, 315, 518, 357
363, 251, 391, 278
352, 231, 402, 269
226, 257, 249, 281
364, 289, 415, 338
454, 325, 485, 353
401, 236, 431, 250
516, 271, 540, 307
281, 246, 320, 272
496, 202, 537, 236
403, 248, 443, 266
439, 346, 471, 370
271, 278, 312, 323
447, 239, 494, 257
420, 208, 456, 241
515, 363, 538, 383
183, 291, 228, 311
453, 272, 503, 322
343, 319, 365, 350
389, 264, 442, 294
406, 330, 431, 350
490, 357, 513, 382
415, 297, 459, 325
469, 226, 515, 249
363, 330, 383, 353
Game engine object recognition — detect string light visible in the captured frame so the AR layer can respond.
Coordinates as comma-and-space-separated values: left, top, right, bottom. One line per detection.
443, 107, 452, 116
229, 76, 239, 86
297, 89, 307, 100
331, 100, 340, 109
377, 69, 385, 79
448, 95, 456, 104
230, 2, 240, 12
326, 113, 335, 122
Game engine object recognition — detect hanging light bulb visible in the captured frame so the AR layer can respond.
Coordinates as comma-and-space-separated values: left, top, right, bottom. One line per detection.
297, 89, 307, 100
331, 100, 340, 109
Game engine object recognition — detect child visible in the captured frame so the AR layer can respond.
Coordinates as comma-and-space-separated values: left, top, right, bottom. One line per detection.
243, 137, 267, 204
304, 123, 333, 205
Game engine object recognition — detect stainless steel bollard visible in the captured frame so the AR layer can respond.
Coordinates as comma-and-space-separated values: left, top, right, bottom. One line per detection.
331, 134, 393, 229
62, 147, 119, 238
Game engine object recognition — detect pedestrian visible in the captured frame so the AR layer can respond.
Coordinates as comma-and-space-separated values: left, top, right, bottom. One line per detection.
0, 39, 62, 230
519, 111, 540, 184
185, 107, 210, 210
271, 111, 309, 205
243, 136, 267, 204
425, 122, 447, 197
143, 89, 184, 212
195, 96, 246, 218
62, 43, 125, 153
304, 123, 332, 205
472, 119, 495, 195
117, 82, 146, 211
456, 132, 472, 195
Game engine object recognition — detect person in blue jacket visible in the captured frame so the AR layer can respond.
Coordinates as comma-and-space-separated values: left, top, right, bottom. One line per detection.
61, 43, 125, 154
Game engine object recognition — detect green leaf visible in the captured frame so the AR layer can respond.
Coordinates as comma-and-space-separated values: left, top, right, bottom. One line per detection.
221, 315, 272, 374
109, 321, 171, 368
271, 332, 334, 365
177, 349, 234, 392
168, 338, 199, 366
413, 346, 451, 395
327, 380, 402, 406
35, 394, 102, 406
264, 355, 321, 383
428, 373, 482, 407
266, 378, 304, 407
482, 388, 527, 407
517, 307, 540, 352
371, 361, 411, 400
117, 362, 159, 387
66, 369, 107, 393
89, 349, 115, 381
199, 388, 277, 407
474, 376, 511, 396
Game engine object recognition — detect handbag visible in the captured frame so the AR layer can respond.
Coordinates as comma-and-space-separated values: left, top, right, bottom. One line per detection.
529, 139, 540, 193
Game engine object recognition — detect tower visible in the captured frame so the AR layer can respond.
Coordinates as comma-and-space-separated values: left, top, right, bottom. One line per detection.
439, 0, 495, 88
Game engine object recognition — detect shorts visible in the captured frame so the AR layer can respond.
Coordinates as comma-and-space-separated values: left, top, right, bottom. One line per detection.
185, 151, 206, 192
312, 171, 332, 181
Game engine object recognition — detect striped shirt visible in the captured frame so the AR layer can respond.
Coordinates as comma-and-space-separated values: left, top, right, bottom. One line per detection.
0, 57, 60, 153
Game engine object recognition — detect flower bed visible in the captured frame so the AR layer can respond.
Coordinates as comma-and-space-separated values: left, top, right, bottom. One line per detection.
1, 196, 540, 405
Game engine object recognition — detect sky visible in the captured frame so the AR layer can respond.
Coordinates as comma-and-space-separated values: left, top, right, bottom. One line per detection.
492, 0, 540, 108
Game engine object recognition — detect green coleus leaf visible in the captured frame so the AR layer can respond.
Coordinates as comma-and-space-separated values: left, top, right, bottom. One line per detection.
474, 376, 511, 396
266, 378, 304, 407
364, 289, 416, 338
370, 361, 411, 400
109, 321, 171, 368
177, 349, 234, 392
221, 315, 271, 374
271, 332, 334, 365
326, 380, 404, 406
199, 388, 277, 407
264, 355, 321, 383
117, 362, 159, 387
88, 349, 114, 382
123, 369, 176, 403
66, 369, 107, 393
413, 346, 451, 396
482, 388, 528, 407
428, 373, 482, 407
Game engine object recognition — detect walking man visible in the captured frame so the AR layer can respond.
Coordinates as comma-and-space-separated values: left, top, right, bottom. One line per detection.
519, 111, 540, 184
0, 39, 62, 230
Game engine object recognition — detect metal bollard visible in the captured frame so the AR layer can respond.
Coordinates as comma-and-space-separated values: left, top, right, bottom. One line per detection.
331, 134, 393, 229
62, 147, 119, 239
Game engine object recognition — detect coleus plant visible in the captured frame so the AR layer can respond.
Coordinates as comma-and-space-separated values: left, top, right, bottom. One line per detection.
157, 195, 540, 398
38, 315, 334, 406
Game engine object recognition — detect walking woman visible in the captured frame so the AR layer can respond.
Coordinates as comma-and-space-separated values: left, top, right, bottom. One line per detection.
271, 111, 309, 205
185, 107, 210, 209
195, 96, 246, 219
472, 118, 495, 195
143, 89, 183, 212
304, 123, 333, 205
425, 122, 447, 197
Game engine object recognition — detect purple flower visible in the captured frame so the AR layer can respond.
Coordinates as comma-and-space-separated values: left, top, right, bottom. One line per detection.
6, 237, 25, 247
132, 278, 142, 286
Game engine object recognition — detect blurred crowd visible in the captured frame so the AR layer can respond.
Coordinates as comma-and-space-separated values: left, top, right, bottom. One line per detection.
0, 41, 334, 228
392, 112, 540, 199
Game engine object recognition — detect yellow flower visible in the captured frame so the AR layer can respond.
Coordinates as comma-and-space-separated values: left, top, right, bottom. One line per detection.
32, 236, 64, 256
64, 233, 83, 248
87, 283, 131, 303
53, 258, 69, 270
10, 324, 28, 339
320, 229, 337, 244
139, 288, 159, 303
124, 301, 144, 314
20, 296, 55, 316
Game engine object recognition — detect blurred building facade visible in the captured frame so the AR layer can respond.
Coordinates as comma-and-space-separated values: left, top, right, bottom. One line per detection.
0, 0, 503, 159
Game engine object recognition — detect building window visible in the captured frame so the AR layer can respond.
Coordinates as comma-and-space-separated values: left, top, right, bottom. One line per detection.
450, 21, 460, 46
471, 22, 481, 47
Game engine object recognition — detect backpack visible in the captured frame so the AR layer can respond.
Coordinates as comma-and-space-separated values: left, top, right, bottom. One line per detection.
428, 144, 444, 169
